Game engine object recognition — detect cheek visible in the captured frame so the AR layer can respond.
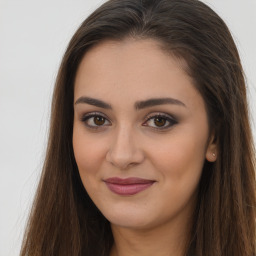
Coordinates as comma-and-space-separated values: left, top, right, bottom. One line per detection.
147, 131, 206, 219
72, 125, 107, 183
148, 126, 207, 188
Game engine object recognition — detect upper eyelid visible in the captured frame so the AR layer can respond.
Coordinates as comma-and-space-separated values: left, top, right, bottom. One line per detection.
145, 112, 176, 121
80, 111, 176, 121
80, 111, 109, 120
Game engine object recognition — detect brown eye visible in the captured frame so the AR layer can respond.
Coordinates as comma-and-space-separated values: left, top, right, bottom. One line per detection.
94, 116, 105, 126
144, 113, 177, 130
154, 117, 166, 127
81, 113, 111, 129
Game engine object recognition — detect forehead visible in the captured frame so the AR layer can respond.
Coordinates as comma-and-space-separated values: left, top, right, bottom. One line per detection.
74, 38, 201, 110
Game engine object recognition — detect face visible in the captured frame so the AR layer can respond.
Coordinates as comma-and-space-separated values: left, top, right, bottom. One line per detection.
73, 39, 216, 231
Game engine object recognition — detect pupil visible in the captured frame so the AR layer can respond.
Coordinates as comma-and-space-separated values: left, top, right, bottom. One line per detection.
154, 117, 166, 127
94, 116, 105, 125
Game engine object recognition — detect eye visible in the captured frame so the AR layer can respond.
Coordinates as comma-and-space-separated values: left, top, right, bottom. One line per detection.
80, 112, 111, 129
143, 113, 177, 130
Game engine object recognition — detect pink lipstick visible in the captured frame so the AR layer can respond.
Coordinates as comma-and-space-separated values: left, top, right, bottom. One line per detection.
104, 177, 155, 196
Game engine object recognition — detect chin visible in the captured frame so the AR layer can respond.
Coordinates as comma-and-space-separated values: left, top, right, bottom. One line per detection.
103, 209, 158, 230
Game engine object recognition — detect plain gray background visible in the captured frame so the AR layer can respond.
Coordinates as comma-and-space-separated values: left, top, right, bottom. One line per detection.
0, 0, 255, 255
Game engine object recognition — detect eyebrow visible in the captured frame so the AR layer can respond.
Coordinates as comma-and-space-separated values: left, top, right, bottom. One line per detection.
74, 96, 186, 110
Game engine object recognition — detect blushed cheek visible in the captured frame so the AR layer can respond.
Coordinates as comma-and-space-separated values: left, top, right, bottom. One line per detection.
73, 141, 100, 198
72, 126, 101, 177
152, 135, 206, 182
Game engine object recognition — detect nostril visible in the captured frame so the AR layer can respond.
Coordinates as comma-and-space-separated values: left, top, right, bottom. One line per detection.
105, 146, 144, 170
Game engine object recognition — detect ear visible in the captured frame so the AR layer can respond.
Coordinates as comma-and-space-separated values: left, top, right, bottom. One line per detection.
205, 133, 217, 162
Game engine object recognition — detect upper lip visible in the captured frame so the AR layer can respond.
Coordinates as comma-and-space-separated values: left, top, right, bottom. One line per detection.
104, 177, 155, 184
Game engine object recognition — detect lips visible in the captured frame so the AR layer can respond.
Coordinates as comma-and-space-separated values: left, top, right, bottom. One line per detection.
104, 177, 155, 196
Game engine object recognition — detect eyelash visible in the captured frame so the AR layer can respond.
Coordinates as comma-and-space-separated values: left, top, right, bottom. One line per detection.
80, 112, 178, 131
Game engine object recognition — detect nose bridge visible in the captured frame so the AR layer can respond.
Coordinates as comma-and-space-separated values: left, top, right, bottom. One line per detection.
106, 123, 144, 169
115, 124, 131, 145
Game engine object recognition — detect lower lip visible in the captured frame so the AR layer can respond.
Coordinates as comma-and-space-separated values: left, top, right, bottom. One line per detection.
105, 182, 155, 196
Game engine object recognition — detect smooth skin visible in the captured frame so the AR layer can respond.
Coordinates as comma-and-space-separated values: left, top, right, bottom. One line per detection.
73, 39, 217, 256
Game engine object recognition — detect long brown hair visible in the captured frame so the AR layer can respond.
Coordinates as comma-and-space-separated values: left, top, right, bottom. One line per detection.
20, 0, 256, 255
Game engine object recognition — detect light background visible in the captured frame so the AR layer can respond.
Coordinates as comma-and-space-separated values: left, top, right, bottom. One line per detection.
0, 0, 255, 255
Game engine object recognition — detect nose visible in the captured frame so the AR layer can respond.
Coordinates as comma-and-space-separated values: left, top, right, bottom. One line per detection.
106, 126, 145, 170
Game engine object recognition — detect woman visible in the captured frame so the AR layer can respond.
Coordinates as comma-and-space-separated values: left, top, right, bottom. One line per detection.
20, 0, 256, 255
